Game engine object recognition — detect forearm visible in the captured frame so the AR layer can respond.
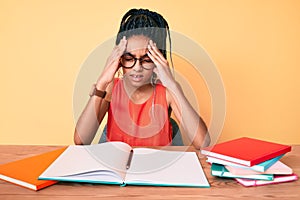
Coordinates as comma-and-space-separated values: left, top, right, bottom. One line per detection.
74, 37, 127, 145
74, 83, 109, 145
169, 82, 210, 149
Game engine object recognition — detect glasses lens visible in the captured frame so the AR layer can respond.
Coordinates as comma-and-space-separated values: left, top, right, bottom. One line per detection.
120, 54, 135, 68
140, 56, 154, 70
120, 54, 155, 69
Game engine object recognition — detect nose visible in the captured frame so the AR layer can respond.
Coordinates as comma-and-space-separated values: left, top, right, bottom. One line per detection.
132, 59, 143, 71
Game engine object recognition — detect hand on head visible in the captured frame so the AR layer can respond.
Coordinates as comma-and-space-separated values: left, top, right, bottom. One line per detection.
147, 40, 175, 88
96, 36, 127, 88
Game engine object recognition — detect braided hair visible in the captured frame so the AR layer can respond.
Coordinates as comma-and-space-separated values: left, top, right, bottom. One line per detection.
116, 8, 173, 67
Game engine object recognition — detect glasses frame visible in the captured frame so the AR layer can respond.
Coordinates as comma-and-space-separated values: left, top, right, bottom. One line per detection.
119, 53, 155, 70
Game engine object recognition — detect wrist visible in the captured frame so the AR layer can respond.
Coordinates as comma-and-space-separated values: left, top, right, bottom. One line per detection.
89, 84, 107, 98
167, 80, 181, 93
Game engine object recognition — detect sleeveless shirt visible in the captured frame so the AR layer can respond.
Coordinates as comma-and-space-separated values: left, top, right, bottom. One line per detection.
106, 78, 172, 146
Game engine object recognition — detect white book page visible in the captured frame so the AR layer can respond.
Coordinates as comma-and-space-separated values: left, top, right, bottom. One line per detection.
226, 161, 293, 175
40, 142, 132, 182
125, 148, 209, 187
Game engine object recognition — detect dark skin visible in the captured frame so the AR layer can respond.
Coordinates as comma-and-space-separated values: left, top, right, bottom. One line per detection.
74, 35, 210, 149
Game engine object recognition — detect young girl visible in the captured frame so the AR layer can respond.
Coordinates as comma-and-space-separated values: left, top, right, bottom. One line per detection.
74, 8, 210, 149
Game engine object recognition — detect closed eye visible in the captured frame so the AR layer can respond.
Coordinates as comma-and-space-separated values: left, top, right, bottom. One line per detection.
140, 55, 153, 62
123, 57, 135, 61
142, 58, 153, 63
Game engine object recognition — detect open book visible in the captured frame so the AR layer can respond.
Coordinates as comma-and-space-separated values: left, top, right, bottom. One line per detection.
39, 142, 210, 187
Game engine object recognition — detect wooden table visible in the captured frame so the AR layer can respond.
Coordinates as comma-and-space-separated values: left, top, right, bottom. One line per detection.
0, 145, 299, 200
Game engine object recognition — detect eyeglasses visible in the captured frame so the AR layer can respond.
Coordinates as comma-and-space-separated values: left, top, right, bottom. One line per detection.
120, 53, 155, 70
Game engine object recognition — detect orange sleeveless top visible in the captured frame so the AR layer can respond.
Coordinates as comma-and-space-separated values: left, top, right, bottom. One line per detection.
106, 79, 172, 146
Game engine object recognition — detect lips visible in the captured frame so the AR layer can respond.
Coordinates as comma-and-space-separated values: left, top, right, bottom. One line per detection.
130, 74, 144, 82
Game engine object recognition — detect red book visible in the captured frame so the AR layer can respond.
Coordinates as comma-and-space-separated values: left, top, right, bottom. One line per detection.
0, 147, 66, 191
201, 137, 291, 167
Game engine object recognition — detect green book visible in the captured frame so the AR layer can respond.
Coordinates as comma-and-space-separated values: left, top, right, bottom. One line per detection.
211, 163, 274, 180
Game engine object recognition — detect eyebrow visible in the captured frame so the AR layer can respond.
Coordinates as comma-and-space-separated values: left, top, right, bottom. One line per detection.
124, 52, 149, 58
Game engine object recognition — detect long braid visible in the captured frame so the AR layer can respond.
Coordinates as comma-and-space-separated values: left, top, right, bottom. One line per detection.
116, 8, 175, 117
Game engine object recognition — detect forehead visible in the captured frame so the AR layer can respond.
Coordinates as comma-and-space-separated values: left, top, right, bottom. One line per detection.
126, 35, 150, 54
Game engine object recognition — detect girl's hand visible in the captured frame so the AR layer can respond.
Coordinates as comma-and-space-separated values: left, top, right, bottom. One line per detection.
96, 36, 127, 89
147, 40, 175, 88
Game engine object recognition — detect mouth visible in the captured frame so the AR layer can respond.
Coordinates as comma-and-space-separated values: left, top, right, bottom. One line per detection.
130, 74, 144, 82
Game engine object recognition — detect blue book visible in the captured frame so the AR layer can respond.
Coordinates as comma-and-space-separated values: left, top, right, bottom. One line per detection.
207, 154, 284, 172
211, 163, 274, 180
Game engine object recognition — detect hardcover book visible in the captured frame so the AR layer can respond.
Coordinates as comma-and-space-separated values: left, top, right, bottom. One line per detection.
0, 147, 66, 191
201, 137, 291, 167
235, 174, 298, 187
211, 163, 274, 180
225, 161, 293, 175
206, 154, 283, 172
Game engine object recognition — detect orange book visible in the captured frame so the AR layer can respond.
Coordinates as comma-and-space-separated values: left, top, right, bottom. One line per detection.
0, 147, 67, 191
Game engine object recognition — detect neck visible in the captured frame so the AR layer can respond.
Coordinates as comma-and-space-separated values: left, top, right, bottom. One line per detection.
122, 80, 154, 103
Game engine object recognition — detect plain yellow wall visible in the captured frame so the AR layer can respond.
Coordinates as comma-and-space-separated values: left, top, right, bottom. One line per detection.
1, 0, 300, 145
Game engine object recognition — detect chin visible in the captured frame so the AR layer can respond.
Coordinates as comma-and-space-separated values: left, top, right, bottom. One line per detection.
124, 75, 151, 88
130, 80, 151, 88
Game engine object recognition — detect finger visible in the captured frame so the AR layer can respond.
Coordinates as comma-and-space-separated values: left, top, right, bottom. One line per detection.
147, 50, 160, 66
149, 40, 167, 63
147, 45, 166, 68
119, 38, 127, 51
113, 39, 127, 58
148, 45, 167, 68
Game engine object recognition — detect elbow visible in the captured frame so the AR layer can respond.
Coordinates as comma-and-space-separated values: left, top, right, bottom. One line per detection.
202, 132, 211, 148
193, 131, 211, 150
74, 130, 83, 145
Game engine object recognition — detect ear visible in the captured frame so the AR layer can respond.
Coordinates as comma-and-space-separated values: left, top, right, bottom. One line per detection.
151, 72, 158, 86
153, 67, 158, 74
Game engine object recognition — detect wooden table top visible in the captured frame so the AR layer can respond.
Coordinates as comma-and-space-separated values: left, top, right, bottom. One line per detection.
0, 145, 299, 200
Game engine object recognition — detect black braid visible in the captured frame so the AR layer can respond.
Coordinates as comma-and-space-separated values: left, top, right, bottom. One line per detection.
116, 9, 170, 59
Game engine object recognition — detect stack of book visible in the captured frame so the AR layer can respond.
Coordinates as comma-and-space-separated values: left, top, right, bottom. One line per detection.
201, 137, 298, 186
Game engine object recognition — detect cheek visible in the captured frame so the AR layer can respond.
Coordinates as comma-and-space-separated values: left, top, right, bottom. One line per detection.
122, 68, 130, 74
144, 71, 154, 79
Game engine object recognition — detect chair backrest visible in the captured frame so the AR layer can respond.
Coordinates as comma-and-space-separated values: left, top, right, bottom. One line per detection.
170, 118, 184, 146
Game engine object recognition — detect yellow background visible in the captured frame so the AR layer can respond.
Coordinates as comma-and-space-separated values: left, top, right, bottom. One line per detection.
1, 0, 300, 145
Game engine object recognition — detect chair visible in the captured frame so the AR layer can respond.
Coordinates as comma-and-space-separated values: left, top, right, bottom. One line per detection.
99, 118, 184, 146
